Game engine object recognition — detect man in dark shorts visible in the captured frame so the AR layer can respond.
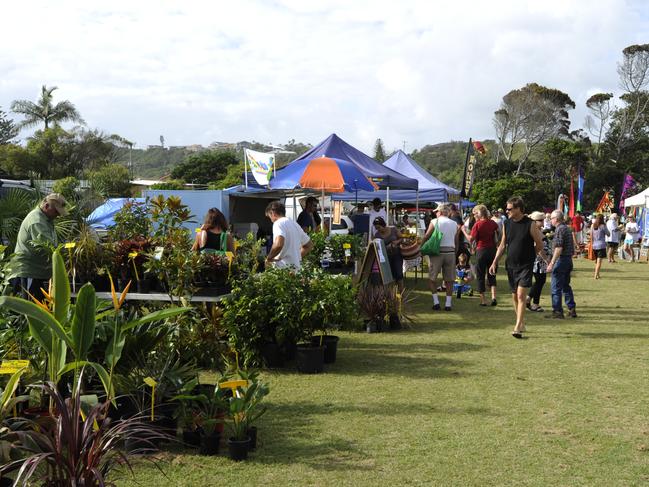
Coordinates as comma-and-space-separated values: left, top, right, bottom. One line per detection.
489, 196, 547, 338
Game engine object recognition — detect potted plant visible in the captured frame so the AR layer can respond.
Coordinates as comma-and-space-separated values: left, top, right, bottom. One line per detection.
356, 282, 389, 333
223, 375, 269, 460
0, 374, 170, 483
308, 272, 359, 363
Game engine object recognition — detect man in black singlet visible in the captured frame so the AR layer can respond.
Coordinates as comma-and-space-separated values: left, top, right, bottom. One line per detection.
489, 196, 547, 338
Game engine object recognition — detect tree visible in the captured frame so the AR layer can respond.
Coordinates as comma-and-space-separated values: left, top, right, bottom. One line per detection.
11, 85, 84, 131
472, 176, 552, 212
493, 83, 575, 174
171, 150, 238, 184
373, 138, 387, 162
0, 107, 18, 144
584, 93, 613, 159
604, 45, 649, 168
89, 163, 131, 198
52, 176, 80, 201
0, 144, 35, 178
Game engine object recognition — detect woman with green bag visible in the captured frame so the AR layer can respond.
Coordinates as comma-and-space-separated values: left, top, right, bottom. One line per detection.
422, 204, 461, 311
192, 208, 235, 254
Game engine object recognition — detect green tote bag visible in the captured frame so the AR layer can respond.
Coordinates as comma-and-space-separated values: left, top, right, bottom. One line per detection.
421, 223, 443, 256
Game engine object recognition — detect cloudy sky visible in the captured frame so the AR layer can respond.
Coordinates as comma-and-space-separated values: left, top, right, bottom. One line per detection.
2, 0, 648, 153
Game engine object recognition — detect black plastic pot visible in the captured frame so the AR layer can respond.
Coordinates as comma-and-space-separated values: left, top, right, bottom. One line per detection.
199, 431, 221, 455
0, 476, 14, 486
136, 278, 151, 293
389, 313, 402, 330
366, 318, 386, 333
311, 335, 339, 364
92, 275, 110, 292
182, 428, 202, 447
246, 426, 258, 451
261, 342, 285, 368
281, 340, 297, 361
296, 343, 325, 374
228, 436, 251, 461
117, 278, 131, 292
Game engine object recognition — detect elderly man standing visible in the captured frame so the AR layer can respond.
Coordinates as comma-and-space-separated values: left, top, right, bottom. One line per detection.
546, 210, 577, 319
11, 193, 68, 301
422, 203, 460, 311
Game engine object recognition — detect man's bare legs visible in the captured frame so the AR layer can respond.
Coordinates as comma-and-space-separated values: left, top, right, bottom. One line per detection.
512, 286, 528, 333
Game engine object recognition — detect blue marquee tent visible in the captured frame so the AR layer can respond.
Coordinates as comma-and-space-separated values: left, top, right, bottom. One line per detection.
383, 150, 459, 196
287, 133, 418, 190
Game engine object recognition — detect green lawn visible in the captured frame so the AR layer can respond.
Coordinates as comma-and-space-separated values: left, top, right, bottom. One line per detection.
118, 258, 649, 486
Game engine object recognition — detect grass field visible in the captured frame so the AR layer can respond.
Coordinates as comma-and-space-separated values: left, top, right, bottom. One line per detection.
117, 257, 649, 486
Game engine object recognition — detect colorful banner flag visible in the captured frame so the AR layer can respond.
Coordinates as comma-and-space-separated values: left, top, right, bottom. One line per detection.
244, 149, 275, 186
595, 191, 614, 214
460, 139, 479, 198
619, 173, 637, 214
576, 166, 585, 212
569, 174, 575, 218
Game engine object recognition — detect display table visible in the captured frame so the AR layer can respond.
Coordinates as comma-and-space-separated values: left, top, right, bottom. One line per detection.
71, 291, 230, 303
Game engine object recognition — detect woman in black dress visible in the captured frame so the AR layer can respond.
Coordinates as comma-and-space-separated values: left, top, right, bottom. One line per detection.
192, 208, 235, 253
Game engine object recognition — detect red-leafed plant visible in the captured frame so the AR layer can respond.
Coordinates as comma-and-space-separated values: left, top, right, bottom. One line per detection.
0, 374, 170, 486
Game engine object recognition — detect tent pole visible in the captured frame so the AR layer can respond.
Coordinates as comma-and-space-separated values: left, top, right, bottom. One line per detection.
321, 185, 325, 232
292, 189, 296, 221
416, 189, 420, 237
386, 186, 390, 225
244, 148, 248, 190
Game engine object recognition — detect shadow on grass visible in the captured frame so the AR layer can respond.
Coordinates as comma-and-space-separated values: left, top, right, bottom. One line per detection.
254, 399, 496, 469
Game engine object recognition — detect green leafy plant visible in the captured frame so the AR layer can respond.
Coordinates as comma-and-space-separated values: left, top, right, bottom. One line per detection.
107, 200, 151, 242
302, 231, 327, 268
0, 249, 113, 404
328, 234, 363, 262
1, 373, 170, 485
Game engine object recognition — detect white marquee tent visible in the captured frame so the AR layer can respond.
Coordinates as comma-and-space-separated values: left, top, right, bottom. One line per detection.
624, 187, 649, 208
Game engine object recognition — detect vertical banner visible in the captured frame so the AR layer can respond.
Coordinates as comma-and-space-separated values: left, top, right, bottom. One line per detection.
332, 200, 342, 225
460, 139, 484, 199
568, 172, 575, 218
576, 166, 585, 212
244, 149, 275, 186
619, 173, 637, 214
595, 191, 614, 214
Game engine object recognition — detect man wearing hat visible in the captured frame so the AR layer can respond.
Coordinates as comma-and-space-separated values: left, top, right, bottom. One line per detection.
11, 193, 68, 300
368, 197, 387, 238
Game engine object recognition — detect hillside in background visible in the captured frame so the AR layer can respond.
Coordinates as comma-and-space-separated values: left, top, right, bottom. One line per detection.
111, 139, 494, 186
112, 146, 190, 179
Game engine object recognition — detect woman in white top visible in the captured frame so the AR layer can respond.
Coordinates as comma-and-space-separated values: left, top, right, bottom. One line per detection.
623, 216, 640, 262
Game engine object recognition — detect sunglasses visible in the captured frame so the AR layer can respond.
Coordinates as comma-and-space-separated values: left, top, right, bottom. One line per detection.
505, 207, 513, 213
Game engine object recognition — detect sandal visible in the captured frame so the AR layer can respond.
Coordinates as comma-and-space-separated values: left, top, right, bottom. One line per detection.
529, 306, 544, 313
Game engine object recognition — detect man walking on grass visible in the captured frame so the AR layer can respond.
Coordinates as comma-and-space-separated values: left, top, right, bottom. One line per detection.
489, 197, 547, 339
545, 210, 577, 319
422, 203, 461, 311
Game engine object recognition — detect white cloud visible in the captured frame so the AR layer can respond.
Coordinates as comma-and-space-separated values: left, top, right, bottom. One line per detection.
2, 0, 647, 154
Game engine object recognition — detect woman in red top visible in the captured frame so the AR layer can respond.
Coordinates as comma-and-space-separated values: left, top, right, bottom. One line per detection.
469, 204, 500, 306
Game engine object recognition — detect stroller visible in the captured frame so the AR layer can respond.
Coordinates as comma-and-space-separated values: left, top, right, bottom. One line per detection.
453, 267, 474, 298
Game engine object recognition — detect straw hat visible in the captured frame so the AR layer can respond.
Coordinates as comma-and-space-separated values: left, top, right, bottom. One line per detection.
529, 211, 545, 221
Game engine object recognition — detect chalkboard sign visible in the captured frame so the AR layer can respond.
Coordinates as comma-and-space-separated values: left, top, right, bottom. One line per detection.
356, 238, 394, 285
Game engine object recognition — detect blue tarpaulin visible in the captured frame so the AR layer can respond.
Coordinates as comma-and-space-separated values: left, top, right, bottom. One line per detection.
87, 198, 145, 230
289, 134, 419, 190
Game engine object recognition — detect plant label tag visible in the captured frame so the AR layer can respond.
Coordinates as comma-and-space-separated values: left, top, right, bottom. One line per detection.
128, 252, 138, 259
144, 377, 157, 388
64, 242, 76, 249
153, 247, 164, 260
345, 249, 351, 257
343, 243, 351, 249
0, 360, 29, 374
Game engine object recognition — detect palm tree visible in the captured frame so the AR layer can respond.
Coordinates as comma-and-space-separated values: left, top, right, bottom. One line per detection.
11, 85, 85, 131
